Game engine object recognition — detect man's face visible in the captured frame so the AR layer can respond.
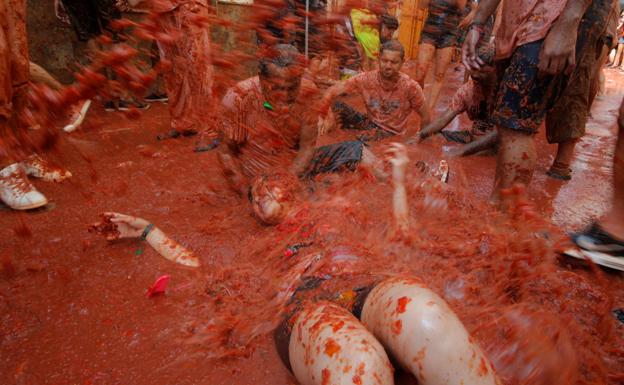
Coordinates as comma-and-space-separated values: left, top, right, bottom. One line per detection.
380, 25, 396, 43
379, 49, 403, 80
260, 64, 303, 108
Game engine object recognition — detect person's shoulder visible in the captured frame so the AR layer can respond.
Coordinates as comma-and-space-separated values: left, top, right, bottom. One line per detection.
398, 72, 423, 91
300, 77, 320, 96
223, 76, 260, 106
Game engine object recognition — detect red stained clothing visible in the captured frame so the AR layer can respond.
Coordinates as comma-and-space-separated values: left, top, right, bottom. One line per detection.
156, 0, 214, 134
342, 70, 425, 135
450, 79, 484, 117
495, 0, 567, 60
221, 76, 320, 178
0, 0, 28, 121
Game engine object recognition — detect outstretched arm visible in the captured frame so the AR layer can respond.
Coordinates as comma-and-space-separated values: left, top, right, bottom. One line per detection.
218, 144, 249, 196
385, 143, 409, 234
291, 115, 318, 176
94, 212, 200, 267
418, 108, 458, 142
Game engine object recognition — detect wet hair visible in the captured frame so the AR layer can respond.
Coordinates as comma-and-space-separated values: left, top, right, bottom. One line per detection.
259, 44, 302, 78
379, 39, 405, 60
380, 14, 399, 30
476, 43, 495, 67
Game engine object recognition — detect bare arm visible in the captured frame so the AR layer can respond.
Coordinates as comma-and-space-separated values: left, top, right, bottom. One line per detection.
538, 0, 592, 75
218, 144, 249, 197
100, 212, 200, 267
291, 116, 318, 176
385, 143, 409, 234
418, 109, 459, 142
462, 0, 502, 70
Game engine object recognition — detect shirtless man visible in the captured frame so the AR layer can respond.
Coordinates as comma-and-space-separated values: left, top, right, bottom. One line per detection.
320, 40, 431, 143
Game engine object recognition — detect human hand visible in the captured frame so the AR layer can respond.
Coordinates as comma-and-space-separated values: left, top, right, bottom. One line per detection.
459, 12, 475, 29
462, 27, 485, 71
385, 142, 408, 182
105, 212, 150, 240
538, 23, 577, 75
317, 109, 336, 136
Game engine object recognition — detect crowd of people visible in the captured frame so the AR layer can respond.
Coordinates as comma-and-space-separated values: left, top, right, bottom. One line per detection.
2, 0, 624, 383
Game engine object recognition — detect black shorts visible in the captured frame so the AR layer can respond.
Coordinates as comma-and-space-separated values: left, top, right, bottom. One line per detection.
303, 140, 364, 178
332, 101, 395, 142
419, 0, 461, 49
61, 0, 121, 42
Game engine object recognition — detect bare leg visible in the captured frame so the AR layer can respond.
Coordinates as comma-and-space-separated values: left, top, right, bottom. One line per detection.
29, 62, 63, 90
427, 46, 455, 112
611, 43, 624, 67
414, 43, 436, 86
492, 127, 537, 202
288, 301, 394, 385
547, 139, 578, 180
598, 100, 624, 239
361, 277, 501, 385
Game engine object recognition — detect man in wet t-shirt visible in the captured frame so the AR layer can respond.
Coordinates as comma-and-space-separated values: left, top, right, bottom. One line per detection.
318, 40, 431, 143
218, 44, 390, 196
217, 44, 319, 195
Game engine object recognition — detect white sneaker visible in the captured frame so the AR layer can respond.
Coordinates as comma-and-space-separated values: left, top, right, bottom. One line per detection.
21, 154, 72, 182
0, 163, 48, 210
63, 99, 91, 133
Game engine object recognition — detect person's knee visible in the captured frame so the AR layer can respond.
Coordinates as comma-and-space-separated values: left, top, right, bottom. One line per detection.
361, 277, 501, 385
289, 301, 393, 385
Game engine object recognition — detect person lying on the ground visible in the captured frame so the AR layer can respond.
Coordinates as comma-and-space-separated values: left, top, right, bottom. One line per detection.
265, 145, 499, 385
90, 212, 201, 267
572, 96, 624, 257
318, 40, 431, 143
417, 44, 497, 157
218, 44, 393, 197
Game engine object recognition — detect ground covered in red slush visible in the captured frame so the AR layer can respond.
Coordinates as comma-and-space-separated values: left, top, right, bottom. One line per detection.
2, 55, 624, 385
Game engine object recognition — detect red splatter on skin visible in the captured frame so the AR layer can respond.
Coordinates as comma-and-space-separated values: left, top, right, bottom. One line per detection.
325, 338, 341, 357
352, 375, 362, 385
332, 321, 345, 332
478, 357, 489, 376
392, 320, 402, 335
396, 296, 410, 314
322, 368, 331, 385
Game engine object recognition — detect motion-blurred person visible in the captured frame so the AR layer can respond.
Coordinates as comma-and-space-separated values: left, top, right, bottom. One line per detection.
415, 0, 467, 113
1, 0, 71, 210
56, 0, 149, 111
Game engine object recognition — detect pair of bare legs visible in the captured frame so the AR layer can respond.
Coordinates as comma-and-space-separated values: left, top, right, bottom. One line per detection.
288, 277, 501, 385
415, 43, 455, 113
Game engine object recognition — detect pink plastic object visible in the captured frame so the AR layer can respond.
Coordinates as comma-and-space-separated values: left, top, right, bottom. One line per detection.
146, 275, 170, 298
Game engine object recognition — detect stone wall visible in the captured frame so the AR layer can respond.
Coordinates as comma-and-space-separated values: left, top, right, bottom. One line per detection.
26, 0, 258, 86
